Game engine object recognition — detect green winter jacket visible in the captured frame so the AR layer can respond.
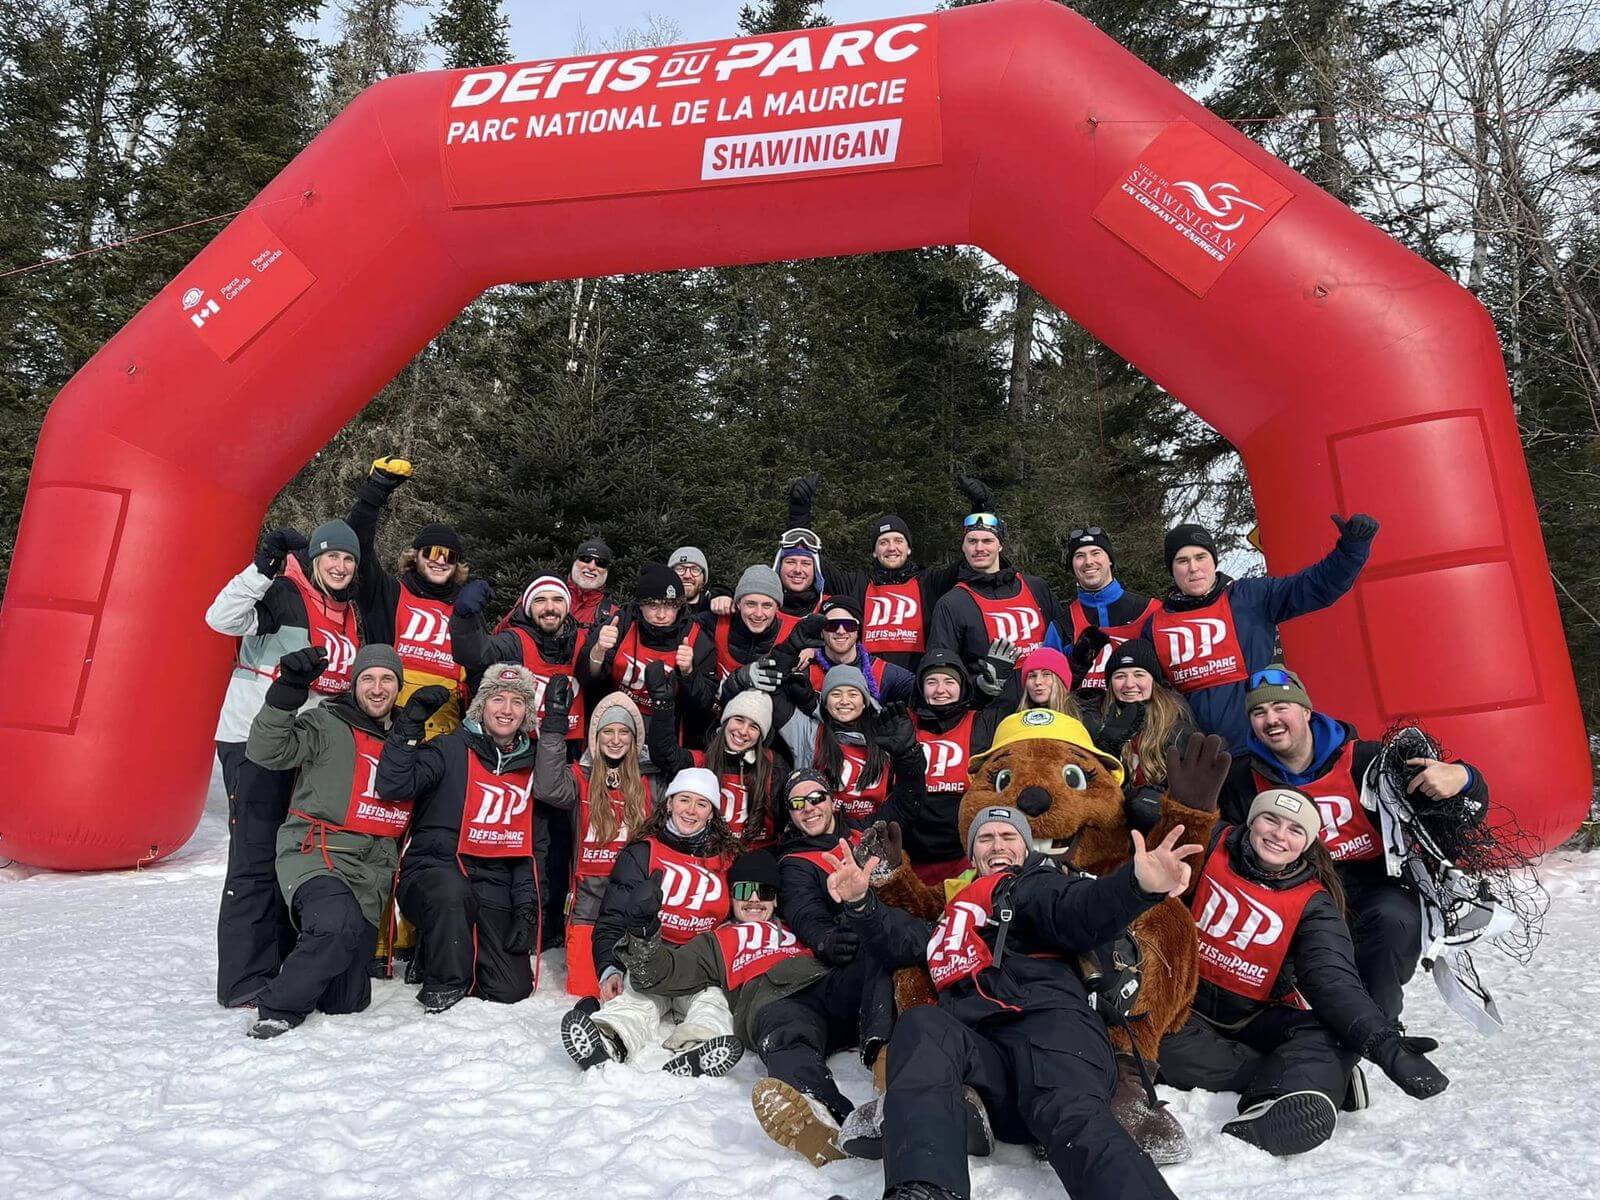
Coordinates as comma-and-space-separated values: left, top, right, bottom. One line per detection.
247, 693, 401, 928
623, 921, 829, 1049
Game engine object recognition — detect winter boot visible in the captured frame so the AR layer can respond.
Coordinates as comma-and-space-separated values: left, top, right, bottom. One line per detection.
417, 983, 469, 1014
883, 1183, 962, 1200
561, 1006, 621, 1070
752, 1078, 847, 1167
1110, 1054, 1190, 1165
839, 1086, 990, 1161
246, 1017, 293, 1040
1341, 1065, 1370, 1112
1223, 1090, 1337, 1156
663, 1035, 744, 1078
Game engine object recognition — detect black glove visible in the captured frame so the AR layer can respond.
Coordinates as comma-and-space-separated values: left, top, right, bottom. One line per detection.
1365, 1027, 1448, 1099
266, 645, 328, 708
454, 579, 493, 618
1124, 784, 1165, 835
1095, 700, 1145, 757
540, 674, 574, 735
625, 871, 665, 939
254, 528, 307, 578
1332, 512, 1380, 543
815, 926, 860, 966
955, 473, 993, 512
856, 821, 904, 878
617, 929, 662, 980
396, 685, 452, 738
504, 904, 538, 955
788, 472, 821, 511
873, 701, 918, 758
975, 636, 1019, 697
793, 613, 826, 650
644, 660, 678, 710
1067, 625, 1112, 678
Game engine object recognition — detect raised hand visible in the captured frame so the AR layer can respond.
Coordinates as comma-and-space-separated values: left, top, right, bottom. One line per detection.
1331, 512, 1380, 543
1163, 733, 1232, 813
454, 578, 493, 618
675, 638, 695, 675
254, 528, 307, 578
541, 675, 574, 732
823, 838, 878, 905
1131, 825, 1203, 897
955, 473, 993, 511
644, 660, 678, 710
976, 636, 1019, 697
276, 645, 330, 689
368, 456, 413, 495
1068, 625, 1112, 676
593, 614, 621, 661
873, 701, 917, 757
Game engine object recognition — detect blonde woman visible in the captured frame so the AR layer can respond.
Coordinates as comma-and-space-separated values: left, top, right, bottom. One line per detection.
1097, 639, 1196, 789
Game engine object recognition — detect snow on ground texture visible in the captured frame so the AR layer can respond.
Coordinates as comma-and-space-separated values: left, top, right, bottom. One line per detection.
3, 765, 1598, 1200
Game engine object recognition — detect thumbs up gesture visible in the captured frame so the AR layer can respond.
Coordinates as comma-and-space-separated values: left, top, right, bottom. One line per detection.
596, 614, 621, 654
676, 638, 695, 674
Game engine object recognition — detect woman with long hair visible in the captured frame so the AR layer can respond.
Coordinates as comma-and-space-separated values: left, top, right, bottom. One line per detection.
1094, 638, 1196, 790
1159, 786, 1449, 1156
1013, 646, 1082, 721
533, 683, 663, 998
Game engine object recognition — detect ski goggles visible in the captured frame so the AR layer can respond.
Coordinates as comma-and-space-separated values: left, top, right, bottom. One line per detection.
1249, 667, 1298, 689
787, 789, 832, 810
822, 617, 859, 634
779, 527, 823, 550
419, 545, 457, 564
963, 512, 1003, 531
731, 881, 778, 902
1068, 526, 1107, 542
576, 553, 611, 568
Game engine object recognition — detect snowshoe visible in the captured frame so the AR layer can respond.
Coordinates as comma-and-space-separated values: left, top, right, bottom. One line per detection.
663, 1035, 743, 1078
417, 983, 469, 1014
751, 1078, 846, 1167
1110, 1055, 1190, 1164
246, 1017, 293, 1040
561, 1007, 619, 1070
1222, 1090, 1337, 1156
1341, 1065, 1370, 1112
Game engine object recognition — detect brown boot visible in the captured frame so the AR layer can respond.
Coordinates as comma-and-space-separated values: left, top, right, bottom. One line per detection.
1110, 1055, 1190, 1165
872, 1048, 889, 1094
752, 1078, 846, 1167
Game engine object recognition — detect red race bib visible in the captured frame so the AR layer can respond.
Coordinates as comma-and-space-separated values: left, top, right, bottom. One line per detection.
281, 556, 359, 695
1191, 831, 1320, 1002
916, 710, 975, 796
574, 768, 641, 879
648, 840, 730, 944
862, 579, 926, 654
713, 920, 815, 988
1257, 744, 1380, 863
1150, 591, 1249, 694
955, 577, 1047, 655
393, 588, 462, 682
1070, 598, 1161, 690
926, 872, 1010, 991
513, 628, 586, 738
456, 755, 535, 857
341, 727, 412, 836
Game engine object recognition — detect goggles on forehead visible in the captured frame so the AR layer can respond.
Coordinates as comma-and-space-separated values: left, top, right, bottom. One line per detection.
788, 790, 832, 810
1069, 526, 1106, 542
963, 512, 1002, 531
1249, 667, 1297, 689
779, 527, 822, 550
419, 545, 457, 564
731, 881, 778, 902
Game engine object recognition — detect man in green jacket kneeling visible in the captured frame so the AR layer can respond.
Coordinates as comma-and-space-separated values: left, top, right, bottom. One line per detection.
243, 642, 411, 1038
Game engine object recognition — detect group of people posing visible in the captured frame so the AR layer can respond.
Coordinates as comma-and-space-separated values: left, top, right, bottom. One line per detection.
206, 461, 1482, 1200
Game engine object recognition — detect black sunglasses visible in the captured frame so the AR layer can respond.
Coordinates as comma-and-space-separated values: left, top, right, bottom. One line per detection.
577, 554, 611, 568
788, 790, 831, 810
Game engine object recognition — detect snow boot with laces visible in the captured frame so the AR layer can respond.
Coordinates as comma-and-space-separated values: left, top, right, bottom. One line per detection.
752, 1078, 847, 1166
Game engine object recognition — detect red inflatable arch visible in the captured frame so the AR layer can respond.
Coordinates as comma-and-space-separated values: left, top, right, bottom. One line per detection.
0, 0, 1587, 869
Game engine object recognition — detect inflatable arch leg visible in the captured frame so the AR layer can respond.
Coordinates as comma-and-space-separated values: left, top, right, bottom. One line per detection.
0, 0, 1586, 868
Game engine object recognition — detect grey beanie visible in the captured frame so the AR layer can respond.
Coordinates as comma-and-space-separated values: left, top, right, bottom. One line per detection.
350, 643, 403, 685
308, 519, 360, 564
670, 546, 709, 574
821, 663, 879, 711
721, 689, 773, 741
734, 564, 783, 604
966, 805, 1036, 861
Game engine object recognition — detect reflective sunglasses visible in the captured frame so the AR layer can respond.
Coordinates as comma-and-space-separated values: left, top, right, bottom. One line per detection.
779, 527, 823, 550
963, 512, 1002, 530
822, 618, 859, 634
787, 790, 832, 810
1250, 667, 1297, 689
576, 554, 611, 568
1069, 526, 1106, 542
419, 545, 457, 564
731, 881, 778, 902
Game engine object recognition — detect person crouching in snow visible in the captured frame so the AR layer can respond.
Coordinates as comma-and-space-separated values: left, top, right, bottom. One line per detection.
377, 663, 544, 1013
1159, 787, 1448, 1156
613, 849, 885, 1167
242, 643, 409, 1038
560, 767, 740, 1077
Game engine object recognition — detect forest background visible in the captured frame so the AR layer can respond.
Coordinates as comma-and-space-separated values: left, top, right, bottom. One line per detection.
3, 0, 1597, 786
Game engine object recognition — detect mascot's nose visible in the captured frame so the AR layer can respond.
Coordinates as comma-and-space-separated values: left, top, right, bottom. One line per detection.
1016, 786, 1053, 818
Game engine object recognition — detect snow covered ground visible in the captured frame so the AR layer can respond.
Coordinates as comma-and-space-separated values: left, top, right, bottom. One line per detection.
3, 764, 1598, 1200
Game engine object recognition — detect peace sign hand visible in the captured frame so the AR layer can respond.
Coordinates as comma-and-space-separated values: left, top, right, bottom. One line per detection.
1131, 825, 1204, 898
823, 838, 879, 905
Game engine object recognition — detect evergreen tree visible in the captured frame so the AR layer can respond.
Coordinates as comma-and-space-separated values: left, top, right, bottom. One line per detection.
428, 0, 510, 69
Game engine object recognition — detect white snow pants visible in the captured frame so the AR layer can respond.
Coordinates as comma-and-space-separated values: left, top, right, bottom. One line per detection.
592, 980, 734, 1060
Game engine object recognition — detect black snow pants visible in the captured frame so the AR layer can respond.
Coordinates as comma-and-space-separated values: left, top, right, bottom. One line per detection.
397, 859, 533, 1004
1158, 1006, 1358, 1109
541, 804, 573, 949
750, 964, 874, 1123
217, 759, 296, 1006
215, 740, 249, 805
1343, 873, 1422, 1021
254, 876, 378, 1025
882, 1004, 1176, 1200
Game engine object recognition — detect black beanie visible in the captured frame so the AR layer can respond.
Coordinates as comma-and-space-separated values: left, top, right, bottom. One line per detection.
729, 849, 782, 890
870, 514, 913, 551
413, 523, 462, 555
820, 595, 864, 623
635, 561, 681, 603
1102, 637, 1166, 688
1067, 525, 1115, 566
1164, 523, 1217, 568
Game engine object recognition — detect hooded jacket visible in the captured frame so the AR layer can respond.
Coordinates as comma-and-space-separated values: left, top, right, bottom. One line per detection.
905, 649, 1012, 864
926, 560, 1066, 686
580, 605, 717, 724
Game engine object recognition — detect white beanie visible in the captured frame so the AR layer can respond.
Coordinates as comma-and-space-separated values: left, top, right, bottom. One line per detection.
1248, 787, 1322, 848
666, 766, 721, 803
721, 689, 773, 741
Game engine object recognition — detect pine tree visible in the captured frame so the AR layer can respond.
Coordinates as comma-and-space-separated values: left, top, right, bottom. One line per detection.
427, 0, 510, 69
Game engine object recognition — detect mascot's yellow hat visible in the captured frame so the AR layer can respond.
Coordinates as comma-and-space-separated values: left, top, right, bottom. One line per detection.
973, 708, 1126, 785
